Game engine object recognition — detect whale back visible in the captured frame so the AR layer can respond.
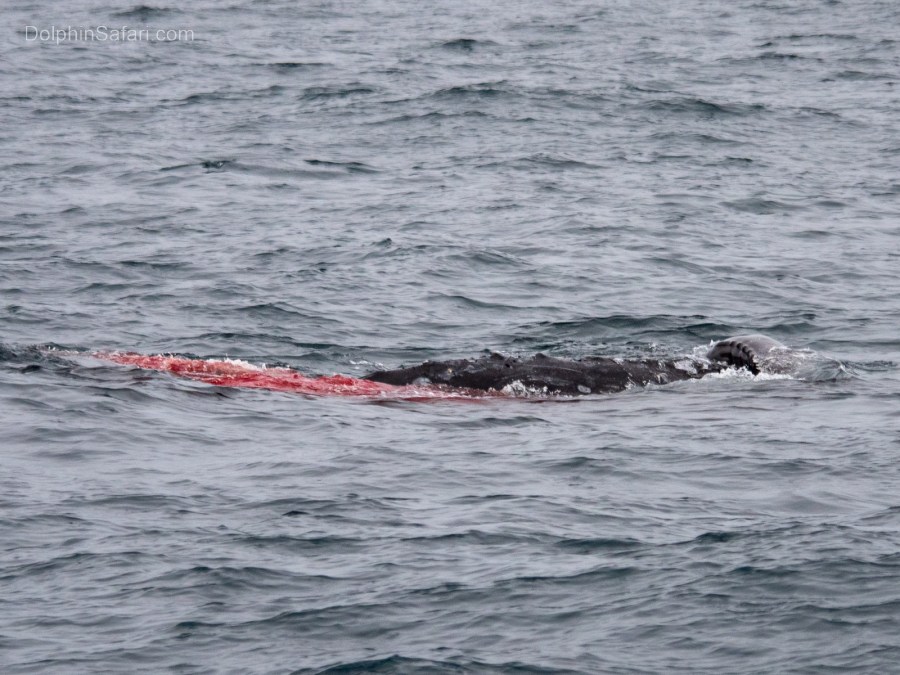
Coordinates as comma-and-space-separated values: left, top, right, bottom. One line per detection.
706, 334, 788, 374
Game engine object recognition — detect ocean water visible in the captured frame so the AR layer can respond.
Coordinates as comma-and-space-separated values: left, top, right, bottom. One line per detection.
2, 0, 900, 672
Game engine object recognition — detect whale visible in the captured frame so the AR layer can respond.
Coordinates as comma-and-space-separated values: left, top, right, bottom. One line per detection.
364, 334, 792, 395
85, 334, 797, 400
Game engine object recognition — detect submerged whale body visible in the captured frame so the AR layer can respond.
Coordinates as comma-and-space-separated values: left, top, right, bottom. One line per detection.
365, 334, 792, 395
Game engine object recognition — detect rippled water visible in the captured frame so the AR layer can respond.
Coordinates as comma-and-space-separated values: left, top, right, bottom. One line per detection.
2, 0, 900, 672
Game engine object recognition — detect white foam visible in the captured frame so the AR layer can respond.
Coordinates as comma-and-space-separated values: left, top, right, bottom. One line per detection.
501, 380, 550, 397
220, 357, 265, 370
703, 365, 793, 382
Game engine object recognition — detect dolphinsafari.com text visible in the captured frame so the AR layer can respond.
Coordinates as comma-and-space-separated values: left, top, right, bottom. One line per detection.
25, 25, 195, 45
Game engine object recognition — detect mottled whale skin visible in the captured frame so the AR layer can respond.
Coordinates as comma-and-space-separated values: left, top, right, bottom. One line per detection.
366, 352, 722, 395
364, 335, 789, 395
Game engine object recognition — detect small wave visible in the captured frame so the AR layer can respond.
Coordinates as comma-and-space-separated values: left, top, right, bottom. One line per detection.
643, 97, 766, 118
148, 564, 334, 591
164, 86, 285, 107
2, 550, 151, 581
478, 154, 602, 171
438, 38, 499, 51
496, 565, 640, 588
161, 159, 372, 179
830, 70, 895, 81
763, 33, 860, 45
301, 85, 376, 100
314, 655, 578, 674
401, 529, 543, 545
722, 197, 804, 214
650, 131, 747, 145
266, 61, 329, 70
843, 360, 896, 373
305, 159, 377, 173
556, 537, 643, 553
61, 493, 193, 510
434, 293, 518, 311
368, 110, 491, 125
691, 530, 742, 544
112, 5, 181, 20
442, 248, 528, 269
223, 533, 367, 553
519, 314, 731, 346
757, 51, 807, 60
430, 81, 515, 101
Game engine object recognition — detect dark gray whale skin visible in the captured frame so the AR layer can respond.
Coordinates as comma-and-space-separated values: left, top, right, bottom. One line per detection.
364, 335, 788, 395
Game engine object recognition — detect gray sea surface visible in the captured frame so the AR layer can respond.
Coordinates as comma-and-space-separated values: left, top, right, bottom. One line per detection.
2, 0, 900, 672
